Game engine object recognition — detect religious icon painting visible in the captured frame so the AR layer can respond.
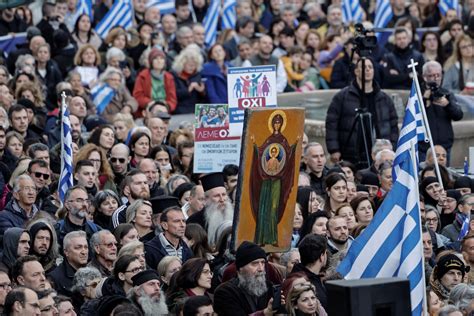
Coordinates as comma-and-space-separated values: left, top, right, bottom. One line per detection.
232, 107, 305, 253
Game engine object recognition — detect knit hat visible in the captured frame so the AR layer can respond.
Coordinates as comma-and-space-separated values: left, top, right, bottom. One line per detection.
200, 172, 225, 192
148, 48, 166, 66
360, 172, 379, 187
454, 176, 471, 189
235, 241, 266, 269
435, 254, 466, 280
132, 269, 160, 286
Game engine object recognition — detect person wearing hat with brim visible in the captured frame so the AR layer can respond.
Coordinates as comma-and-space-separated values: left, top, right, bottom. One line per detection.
128, 269, 168, 314
214, 241, 274, 315
187, 172, 234, 248
145, 199, 193, 270
430, 253, 468, 301
442, 194, 474, 242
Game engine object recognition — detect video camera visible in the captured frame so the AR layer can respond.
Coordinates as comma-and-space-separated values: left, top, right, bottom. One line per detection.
353, 23, 377, 57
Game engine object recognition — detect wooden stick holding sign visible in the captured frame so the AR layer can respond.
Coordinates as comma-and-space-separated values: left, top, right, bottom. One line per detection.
232, 107, 305, 253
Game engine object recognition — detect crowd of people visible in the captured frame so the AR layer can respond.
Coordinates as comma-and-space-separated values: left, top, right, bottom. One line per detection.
0, 0, 472, 315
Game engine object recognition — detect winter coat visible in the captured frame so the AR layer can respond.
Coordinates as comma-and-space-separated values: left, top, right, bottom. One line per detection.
36, 60, 63, 105
325, 81, 399, 162
201, 61, 231, 104
291, 263, 328, 310
0, 199, 39, 236
213, 277, 273, 316
132, 69, 177, 113
0, 227, 26, 272
172, 71, 207, 114
382, 46, 424, 89
48, 259, 76, 297
99, 86, 138, 123
144, 233, 193, 270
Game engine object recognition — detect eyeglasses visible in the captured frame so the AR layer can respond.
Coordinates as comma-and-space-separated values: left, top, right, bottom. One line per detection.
125, 266, 144, 274
19, 186, 36, 193
460, 44, 473, 50
0, 283, 11, 290
425, 218, 438, 223
201, 269, 213, 276
110, 157, 126, 163
101, 242, 118, 248
67, 198, 91, 205
89, 159, 101, 164
33, 172, 50, 180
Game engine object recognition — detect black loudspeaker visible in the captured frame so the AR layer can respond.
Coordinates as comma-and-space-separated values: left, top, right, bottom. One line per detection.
326, 277, 411, 316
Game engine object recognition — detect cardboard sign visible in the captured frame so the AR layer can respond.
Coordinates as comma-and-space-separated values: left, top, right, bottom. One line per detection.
233, 108, 305, 252
193, 104, 241, 173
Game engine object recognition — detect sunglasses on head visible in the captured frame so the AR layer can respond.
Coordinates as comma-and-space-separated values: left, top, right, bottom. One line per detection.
110, 157, 126, 163
33, 172, 50, 180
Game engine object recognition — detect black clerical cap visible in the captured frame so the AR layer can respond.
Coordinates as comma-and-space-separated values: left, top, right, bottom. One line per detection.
200, 172, 225, 192
150, 196, 180, 215
132, 269, 160, 286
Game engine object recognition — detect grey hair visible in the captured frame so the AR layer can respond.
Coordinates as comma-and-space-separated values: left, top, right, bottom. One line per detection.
176, 26, 193, 39
63, 230, 87, 251
280, 3, 295, 14
126, 199, 151, 224
15, 54, 35, 71
303, 142, 323, 157
90, 230, 113, 253
449, 283, 474, 310
422, 60, 442, 76
71, 267, 102, 294
99, 66, 123, 83
438, 305, 461, 316
280, 248, 299, 267
118, 240, 144, 258
106, 47, 126, 63
172, 44, 204, 73
64, 185, 88, 204
157, 256, 181, 276
327, 4, 342, 14
374, 149, 395, 163
0, 106, 9, 129
166, 174, 190, 195
371, 139, 393, 155
13, 174, 34, 192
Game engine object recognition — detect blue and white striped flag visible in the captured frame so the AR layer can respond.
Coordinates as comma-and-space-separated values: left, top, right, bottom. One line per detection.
338, 78, 425, 316
342, 0, 363, 24
58, 98, 74, 202
146, 0, 176, 15
91, 83, 116, 115
68, 0, 93, 28
204, 0, 220, 47
221, 0, 236, 30
438, 0, 458, 15
374, 0, 393, 28
95, 0, 133, 39
0, 33, 27, 57
458, 213, 470, 241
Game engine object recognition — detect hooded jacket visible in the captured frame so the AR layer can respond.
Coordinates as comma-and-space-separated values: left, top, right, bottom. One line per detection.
0, 227, 28, 272
28, 221, 58, 273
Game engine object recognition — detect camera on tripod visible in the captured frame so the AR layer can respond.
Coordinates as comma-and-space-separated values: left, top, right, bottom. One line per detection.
353, 23, 377, 57
426, 82, 446, 100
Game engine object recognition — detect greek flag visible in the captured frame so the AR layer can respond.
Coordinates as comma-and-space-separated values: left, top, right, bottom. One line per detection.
58, 98, 74, 202
374, 0, 393, 28
0, 33, 27, 56
95, 0, 133, 39
221, 0, 236, 30
146, 0, 175, 15
338, 79, 425, 315
458, 214, 470, 241
438, 0, 458, 15
91, 83, 116, 115
342, 0, 363, 24
204, 0, 220, 47
68, 0, 93, 28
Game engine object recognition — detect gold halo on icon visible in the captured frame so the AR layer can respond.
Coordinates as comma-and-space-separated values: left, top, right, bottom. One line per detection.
267, 110, 287, 133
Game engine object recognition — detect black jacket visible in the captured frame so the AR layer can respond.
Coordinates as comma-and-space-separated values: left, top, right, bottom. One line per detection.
144, 234, 193, 270
48, 259, 77, 297
382, 46, 424, 89
213, 277, 273, 316
172, 71, 207, 114
291, 263, 328, 310
325, 81, 399, 163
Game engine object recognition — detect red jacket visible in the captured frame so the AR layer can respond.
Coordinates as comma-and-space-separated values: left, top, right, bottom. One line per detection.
133, 69, 177, 115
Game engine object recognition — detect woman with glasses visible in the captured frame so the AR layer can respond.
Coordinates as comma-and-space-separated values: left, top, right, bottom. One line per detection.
166, 258, 213, 314
70, 267, 102, 314
126, 200, 155, 242
117, 240, 147, 268
443, 34, 474, 94
100, 254, 143, 297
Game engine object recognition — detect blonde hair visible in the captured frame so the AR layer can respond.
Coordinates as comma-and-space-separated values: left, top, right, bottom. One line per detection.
15, 81, 44, 105
74, 44, 101, 66
117, 240, 144, 258
113, 113, 135, 130
444, 34, 473, 70
172, 44, 204, 73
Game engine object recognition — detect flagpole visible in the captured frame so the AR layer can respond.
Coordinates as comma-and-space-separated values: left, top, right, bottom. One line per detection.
407, 59, 444, 190
59, 91, 67, 207
409, 141, 428, 316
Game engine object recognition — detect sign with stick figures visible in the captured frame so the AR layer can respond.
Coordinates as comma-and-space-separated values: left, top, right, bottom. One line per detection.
227, 65, 277, 136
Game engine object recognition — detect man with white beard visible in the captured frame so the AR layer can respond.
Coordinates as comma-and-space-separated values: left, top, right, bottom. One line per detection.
187, 173, 234, 247
128, 270, 168, 316
214, 241, 274, 314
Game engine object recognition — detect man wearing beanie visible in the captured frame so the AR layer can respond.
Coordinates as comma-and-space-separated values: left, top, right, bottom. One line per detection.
442, 194, 474, 242
187, 173, 234, 248
128, 270, 168, 315
429, 253, 467, 300
214, 241, 274, 315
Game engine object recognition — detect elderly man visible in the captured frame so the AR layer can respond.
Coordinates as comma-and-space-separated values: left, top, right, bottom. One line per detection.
187, 173, 234, 247
145, 204, 193, 269
420, 60, 463, 163
3, 287, 41, 316
88, 230, 118, 277
11, 256, 47, 292
128, 270, 168, 315
430, 253, 467, 301
48, 231, 88, 297
214, 241, 273, 315
316, 4, 343, 39
0, 175, 38, 235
